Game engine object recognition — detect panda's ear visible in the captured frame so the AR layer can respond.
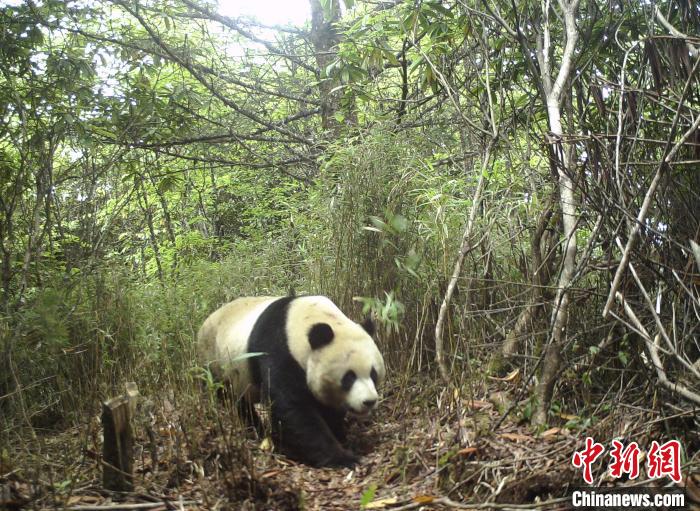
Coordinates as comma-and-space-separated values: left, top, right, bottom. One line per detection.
309, 323, 334, 350
361, 316, 375, 337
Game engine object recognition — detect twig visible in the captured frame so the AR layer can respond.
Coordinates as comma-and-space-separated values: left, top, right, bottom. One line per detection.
614, 41, 639, 187
112, 0, 314, 149
654, 6, 700, 57
389, 495, 570, 510
434, 137, 497, 383
620, 245, 700, 379
66, 500, 199, 510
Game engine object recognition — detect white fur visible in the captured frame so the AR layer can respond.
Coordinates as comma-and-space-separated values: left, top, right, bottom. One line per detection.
197, 296, 278, 400
346, 377, 379, 414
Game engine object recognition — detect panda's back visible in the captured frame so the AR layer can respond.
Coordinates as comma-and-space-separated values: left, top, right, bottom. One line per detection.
198, 294, 370, 400
198, 296, 280, 397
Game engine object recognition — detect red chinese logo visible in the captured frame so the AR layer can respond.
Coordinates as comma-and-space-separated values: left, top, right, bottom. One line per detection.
647, 440, 682, 483
608, 440, 641, 479
573, 438, 683, 484
572, 437, 605, 484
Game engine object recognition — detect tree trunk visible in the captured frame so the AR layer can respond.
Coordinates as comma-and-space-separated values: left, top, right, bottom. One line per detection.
309, 0, 353, 132
137, 178, 164, 282
500, 194, 555, 361
532, 0, 581, 425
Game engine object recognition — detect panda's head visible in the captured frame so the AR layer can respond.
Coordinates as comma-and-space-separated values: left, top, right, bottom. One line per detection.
305, 317, 385, 415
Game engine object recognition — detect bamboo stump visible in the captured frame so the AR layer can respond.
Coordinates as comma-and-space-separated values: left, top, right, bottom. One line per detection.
102, 383, 139, 491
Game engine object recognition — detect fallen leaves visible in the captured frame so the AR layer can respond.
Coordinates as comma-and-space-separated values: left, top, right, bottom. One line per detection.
456, 446, 478, 457
364, 496, 398, 509
499, 432, 533, 443
489, 368, 521, 383
363, 494, 436, 509
464, 399, 491, 410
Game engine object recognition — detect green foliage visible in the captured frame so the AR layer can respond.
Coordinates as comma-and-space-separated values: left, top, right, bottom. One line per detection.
1, 0, 698, 445
359, 483, 377, 509
357, 292, 405, 334
438, 448, 458, 467
1, 232, 304, 429
521, 397, 535, 422
297, 128, 474, 358
564, 415, 594, 431
191, 365, 224, 405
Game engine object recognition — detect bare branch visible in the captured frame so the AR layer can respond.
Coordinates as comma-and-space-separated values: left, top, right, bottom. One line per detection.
654, 6, 700, 57
616, 293, 700, 407
179, 0, 318, 74
691, 240, 700, 273
603, 57, 700, 317
549, 0, 580, 103
435, 137, 497, 383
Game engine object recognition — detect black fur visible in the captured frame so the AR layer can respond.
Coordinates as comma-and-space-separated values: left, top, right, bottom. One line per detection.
361, 316, 375, 337
308, 323, 334, 350
246, 297, 357, 468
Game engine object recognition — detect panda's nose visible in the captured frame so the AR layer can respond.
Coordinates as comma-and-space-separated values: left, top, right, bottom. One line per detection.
363, 399, 377, 409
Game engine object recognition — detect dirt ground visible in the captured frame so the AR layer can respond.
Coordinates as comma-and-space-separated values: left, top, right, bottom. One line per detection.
1, 375, 698, 510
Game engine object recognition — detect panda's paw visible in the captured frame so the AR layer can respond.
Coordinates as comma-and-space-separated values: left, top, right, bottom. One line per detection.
326, 448, 359, 468
333, 427, 347, 443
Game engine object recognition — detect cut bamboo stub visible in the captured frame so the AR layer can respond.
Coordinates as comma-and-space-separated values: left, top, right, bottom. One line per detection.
102, 383, 139, 491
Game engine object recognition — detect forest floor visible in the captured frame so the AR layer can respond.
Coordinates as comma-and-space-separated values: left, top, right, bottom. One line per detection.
2, 374, 698, 510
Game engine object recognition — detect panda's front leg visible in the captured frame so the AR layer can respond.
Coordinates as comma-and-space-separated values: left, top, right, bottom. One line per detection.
269, 390, 358, 468
317, 405, 347, 442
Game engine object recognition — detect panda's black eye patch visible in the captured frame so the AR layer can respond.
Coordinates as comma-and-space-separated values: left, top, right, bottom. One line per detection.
309, 323, 334, 350
341, 370, 356, 392
370, 367, 378, 385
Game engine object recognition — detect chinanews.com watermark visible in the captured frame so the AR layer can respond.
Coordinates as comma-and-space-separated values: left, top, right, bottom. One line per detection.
570, 437, 689, 510
571, 487, 686, 510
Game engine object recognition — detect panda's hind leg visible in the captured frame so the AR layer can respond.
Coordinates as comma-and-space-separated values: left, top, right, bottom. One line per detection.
237, 397, 264, 437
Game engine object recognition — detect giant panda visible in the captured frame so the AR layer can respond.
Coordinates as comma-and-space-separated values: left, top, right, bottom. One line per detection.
197, 295, 385, 467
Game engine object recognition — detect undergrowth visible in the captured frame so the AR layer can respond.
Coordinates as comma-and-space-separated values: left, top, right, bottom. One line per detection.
2, 129, 696, 507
